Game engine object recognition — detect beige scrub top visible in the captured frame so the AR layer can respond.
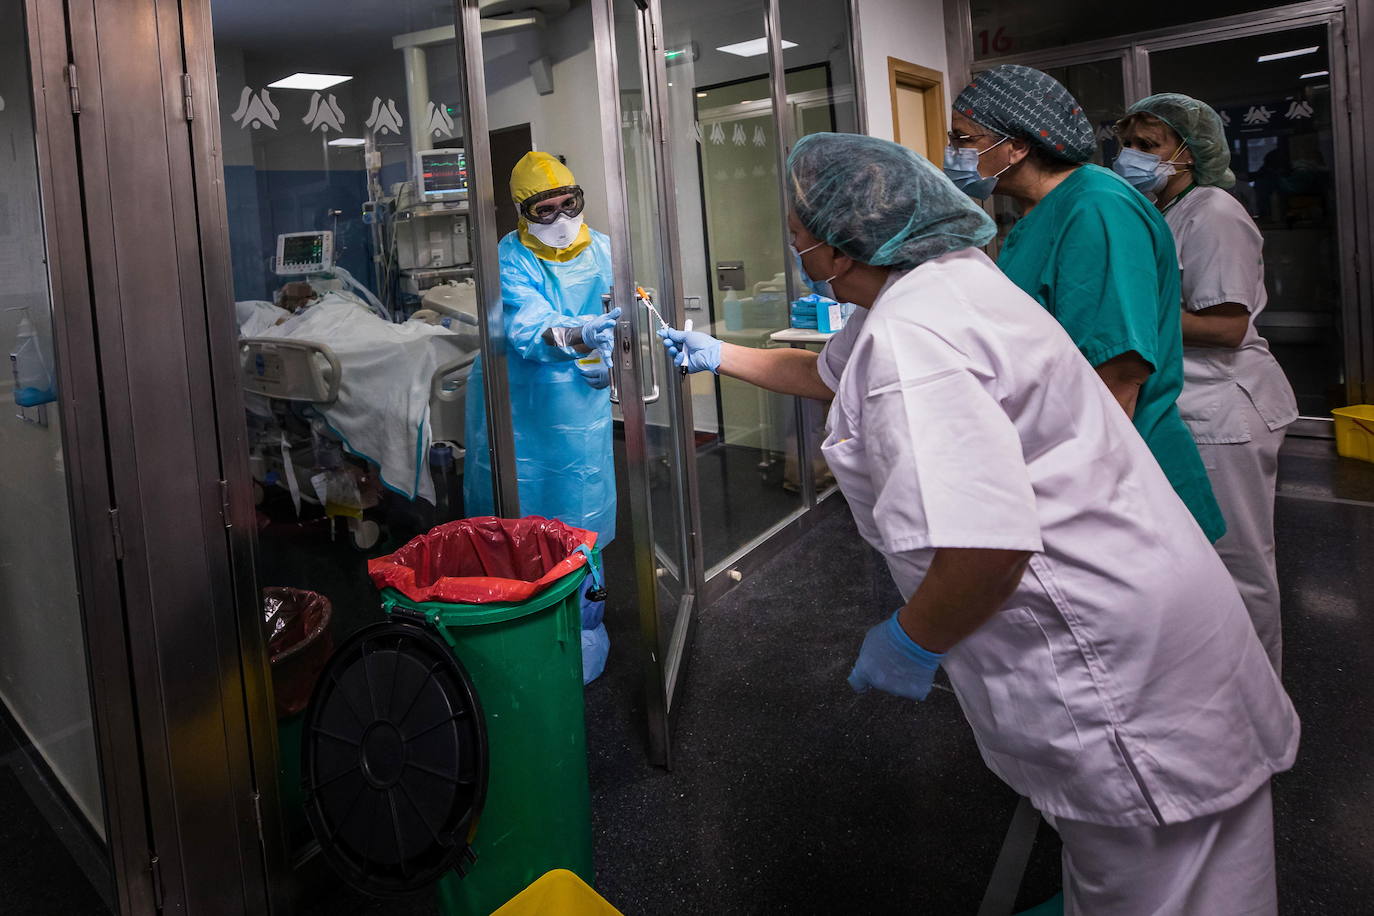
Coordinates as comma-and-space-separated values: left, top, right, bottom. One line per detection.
1165, 186, 1299, 443
820, 248, 1298, 827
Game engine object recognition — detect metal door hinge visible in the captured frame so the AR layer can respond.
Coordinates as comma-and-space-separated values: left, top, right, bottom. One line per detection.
66, 64, 80, 114
108, 508, 124, 561
219, 479, 232, 529
150, 854, 164, 911
181, 73, 194, 121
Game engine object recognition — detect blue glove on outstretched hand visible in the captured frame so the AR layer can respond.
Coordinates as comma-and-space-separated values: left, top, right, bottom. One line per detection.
847, 611, 945, 701
581, 307, 622, 354
657, 325, 722, 374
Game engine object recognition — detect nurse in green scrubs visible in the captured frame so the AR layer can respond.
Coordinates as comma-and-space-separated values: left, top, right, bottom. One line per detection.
942, 64, 1224, 542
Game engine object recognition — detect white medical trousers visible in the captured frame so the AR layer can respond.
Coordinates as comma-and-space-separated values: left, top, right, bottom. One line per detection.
1196, 408, 1288, 675
1056, 782, 1278, 915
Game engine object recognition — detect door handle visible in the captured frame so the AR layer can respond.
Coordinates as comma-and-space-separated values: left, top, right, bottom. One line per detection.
636, 289, 662, 405
602, 293, 621, 405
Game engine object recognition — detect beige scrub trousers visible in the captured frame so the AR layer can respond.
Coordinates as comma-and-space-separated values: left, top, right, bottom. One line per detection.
1165, 186, 1299, 674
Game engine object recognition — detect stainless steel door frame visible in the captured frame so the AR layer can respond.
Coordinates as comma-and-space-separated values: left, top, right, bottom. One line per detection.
1356, 0, 1374, 405
848, 0, 871, 134
65, 0, 273, 908
591, 0, 706, 767
641, 0, 707, 677
764, 0, 821, 503
23, 0, 158, 911
457, 0, 522, 518
590, 0, 668, 762
177, 0, 297, 906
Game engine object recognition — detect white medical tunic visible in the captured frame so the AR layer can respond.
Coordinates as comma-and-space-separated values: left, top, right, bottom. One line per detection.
819, 248, 1298, 827
1166, 187, 1298, 441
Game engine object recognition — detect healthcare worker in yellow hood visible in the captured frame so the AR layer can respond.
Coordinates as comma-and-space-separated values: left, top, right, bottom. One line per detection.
464, 152, 619, 682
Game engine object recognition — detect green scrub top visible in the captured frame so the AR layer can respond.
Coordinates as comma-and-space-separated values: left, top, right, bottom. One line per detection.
998, 164, 1226, 542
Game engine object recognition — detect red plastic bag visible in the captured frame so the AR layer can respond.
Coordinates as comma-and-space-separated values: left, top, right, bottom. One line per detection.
368, 516, 597, 605
263, 587, 334, 719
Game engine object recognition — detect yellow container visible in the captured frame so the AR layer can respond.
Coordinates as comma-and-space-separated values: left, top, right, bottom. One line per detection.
1332, 405, 1374, 463
490, 870, 623, 916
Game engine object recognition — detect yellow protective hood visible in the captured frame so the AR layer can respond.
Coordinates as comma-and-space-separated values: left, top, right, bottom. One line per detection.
511, 151, 592, 262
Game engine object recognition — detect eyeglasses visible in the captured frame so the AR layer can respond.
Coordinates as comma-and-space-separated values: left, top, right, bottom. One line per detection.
947, 130, 1002, 148
520, 186, 586, 224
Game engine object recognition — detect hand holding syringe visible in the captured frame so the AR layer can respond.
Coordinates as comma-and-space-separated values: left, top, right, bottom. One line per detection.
635, 287, 691, 377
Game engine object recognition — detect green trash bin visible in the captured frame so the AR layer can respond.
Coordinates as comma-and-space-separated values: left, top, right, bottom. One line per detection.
298, 517, 599, 915
385, 565, 596, 914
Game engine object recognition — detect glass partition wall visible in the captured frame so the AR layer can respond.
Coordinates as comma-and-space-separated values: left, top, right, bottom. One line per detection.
0, 5, 116, 911
201, 0, 859, 898
968, 3, 1366, 420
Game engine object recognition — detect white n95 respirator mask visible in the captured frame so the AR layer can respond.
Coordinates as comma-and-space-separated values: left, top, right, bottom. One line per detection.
528, 213, 584, 250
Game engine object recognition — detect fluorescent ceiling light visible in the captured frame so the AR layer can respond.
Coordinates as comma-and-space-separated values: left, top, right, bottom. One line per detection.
1300, 70, 1329, 79
268, 72, 353, 90
1256, 47, 1319, 63
328, 137, 366, 148
696, 92, 708, 98
716, 38, 797, 58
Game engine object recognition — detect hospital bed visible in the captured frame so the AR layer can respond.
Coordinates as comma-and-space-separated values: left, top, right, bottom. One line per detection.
238, 284, 480, 548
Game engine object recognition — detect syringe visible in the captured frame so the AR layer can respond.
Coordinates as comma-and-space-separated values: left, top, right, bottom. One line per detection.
635, 286, 669, 329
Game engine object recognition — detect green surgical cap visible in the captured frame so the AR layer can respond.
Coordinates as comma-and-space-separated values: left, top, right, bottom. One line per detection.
1126, 92, 1236, 189
955, 64, 1095, 163
786, 133, 996, 270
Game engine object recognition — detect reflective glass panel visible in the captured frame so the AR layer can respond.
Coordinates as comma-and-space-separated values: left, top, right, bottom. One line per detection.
778, 0, 861, 500
1149, 26, 1343, 413
0, 5, 114, 911
209, 1, 483, 900
668, 0, 801, 571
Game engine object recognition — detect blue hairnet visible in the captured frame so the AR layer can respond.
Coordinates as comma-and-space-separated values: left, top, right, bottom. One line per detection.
786, 133, 996, 270
1125, 93, 1236, 189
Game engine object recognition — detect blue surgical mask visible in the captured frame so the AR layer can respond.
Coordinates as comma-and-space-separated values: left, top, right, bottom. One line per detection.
791, 242, 836, 301
1112, 145, 1184, 195
943, 137, 1010, 200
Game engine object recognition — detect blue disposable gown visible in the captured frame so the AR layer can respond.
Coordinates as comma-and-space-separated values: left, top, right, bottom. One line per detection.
463, 229, 616, 546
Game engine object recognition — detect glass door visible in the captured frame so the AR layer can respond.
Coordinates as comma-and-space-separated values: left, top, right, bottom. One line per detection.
2, 0, 141, 910
656, 0, 805, 576
592, 0, 867, 762
595, 0, 701, 767
1143, 21, 1354, 416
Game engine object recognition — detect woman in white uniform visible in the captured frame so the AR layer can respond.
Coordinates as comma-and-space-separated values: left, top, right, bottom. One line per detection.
1116, 94, 1299, 673
663, 133, 1298, 914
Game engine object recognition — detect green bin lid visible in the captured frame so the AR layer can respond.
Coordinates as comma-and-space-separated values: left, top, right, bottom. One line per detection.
301, 620, 488, 896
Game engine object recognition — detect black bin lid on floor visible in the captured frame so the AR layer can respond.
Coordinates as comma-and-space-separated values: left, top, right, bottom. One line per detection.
301, 620, 488, 897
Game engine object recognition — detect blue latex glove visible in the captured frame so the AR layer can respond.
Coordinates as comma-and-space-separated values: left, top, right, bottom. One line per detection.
575, 358, 611, 390
847, 611, 945, 701
581, 306, 622, 354
657, 325, 722, 374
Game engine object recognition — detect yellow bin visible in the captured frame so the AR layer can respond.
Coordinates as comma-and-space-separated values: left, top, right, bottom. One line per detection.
1332, 405, 1374, 463
490, 870, 623, 916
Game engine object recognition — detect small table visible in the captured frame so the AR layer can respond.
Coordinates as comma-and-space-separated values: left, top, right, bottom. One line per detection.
767, 327, 834, 347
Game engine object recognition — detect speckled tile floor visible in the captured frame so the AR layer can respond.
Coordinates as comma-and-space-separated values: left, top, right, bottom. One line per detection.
285, 435, 1373, 914
582, 436, 1374, 914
